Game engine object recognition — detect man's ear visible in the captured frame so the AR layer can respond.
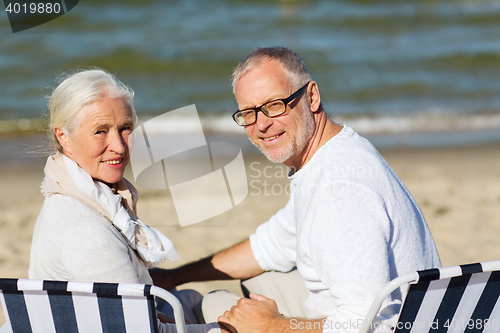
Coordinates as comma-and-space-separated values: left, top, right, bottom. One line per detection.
307, 81, 321, 113
54, 127, 71, 155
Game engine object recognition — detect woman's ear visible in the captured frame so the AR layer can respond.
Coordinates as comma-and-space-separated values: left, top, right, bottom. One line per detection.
307, 81, 321, 113
54, 127, 71, 155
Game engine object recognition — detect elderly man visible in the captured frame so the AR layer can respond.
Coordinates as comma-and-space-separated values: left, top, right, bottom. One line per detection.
151, 47, 440, 333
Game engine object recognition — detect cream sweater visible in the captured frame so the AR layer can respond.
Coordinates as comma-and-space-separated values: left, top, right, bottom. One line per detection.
29, 194, 220, 333
29, 194, 152, 283
250, 125, 441, 332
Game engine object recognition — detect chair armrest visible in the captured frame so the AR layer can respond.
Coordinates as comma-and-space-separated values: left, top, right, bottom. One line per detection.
150, 286, 187, 333
358, 272, 419, 333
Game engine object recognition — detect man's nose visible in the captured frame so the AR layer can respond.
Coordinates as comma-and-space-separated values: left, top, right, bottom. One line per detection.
255, 110, 273, 132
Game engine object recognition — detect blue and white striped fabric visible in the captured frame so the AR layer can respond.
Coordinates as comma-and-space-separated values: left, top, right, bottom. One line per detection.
0, 279, 160, 333
395, 261, 500, 333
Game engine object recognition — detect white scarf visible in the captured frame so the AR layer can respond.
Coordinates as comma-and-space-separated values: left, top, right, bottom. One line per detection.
42, 153, 178, 266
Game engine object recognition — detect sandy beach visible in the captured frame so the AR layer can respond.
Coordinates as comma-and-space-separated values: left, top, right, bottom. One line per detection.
1, 142, 500, 325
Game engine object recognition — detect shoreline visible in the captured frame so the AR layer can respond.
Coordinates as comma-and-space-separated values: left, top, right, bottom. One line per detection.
3, 126, 500, 171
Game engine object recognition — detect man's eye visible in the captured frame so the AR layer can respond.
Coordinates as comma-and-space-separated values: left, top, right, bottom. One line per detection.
264, 101, 283, 112
241, 110, 254, 117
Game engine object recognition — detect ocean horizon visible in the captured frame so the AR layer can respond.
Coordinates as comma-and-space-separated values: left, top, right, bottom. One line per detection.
1, 0, 500, 150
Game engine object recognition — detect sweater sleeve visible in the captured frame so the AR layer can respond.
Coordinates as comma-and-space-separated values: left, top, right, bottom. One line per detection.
60, 215, 142, 283
308, 182, 400, 333
249, 197, 297, 272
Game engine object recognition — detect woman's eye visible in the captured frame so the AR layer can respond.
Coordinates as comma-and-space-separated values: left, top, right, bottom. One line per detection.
95, 130, 105, 135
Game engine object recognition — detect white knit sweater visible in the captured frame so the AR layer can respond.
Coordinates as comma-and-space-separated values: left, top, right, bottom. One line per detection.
29, 194, 152, 284
250, 125, 441, 332
29, 194, 220, 333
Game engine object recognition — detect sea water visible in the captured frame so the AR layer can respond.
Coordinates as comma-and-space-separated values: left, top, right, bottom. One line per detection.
1, 0, 500, 149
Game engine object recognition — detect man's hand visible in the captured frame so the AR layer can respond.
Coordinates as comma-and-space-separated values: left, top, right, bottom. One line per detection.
219, 323, 236, 333
218, 293, 326, 333
218, 293, 288, 333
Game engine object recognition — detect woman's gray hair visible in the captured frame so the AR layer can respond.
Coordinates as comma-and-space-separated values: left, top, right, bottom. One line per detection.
231, 46, 313, 95
48, 68, 136, 153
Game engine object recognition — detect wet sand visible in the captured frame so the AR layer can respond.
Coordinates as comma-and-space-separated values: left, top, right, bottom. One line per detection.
1, 144, 500, 324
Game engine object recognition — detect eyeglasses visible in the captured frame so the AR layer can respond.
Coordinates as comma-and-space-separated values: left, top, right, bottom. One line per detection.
232, 82, 310, 126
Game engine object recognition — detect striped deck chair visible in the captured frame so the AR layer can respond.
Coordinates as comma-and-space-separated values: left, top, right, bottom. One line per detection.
0, 278, 186, 333
359, 260, 500, 333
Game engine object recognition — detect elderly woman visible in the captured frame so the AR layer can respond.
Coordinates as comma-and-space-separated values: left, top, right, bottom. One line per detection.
28, 69, 225, 333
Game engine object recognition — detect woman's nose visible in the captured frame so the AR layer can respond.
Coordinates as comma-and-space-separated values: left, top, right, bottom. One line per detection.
108, 130, 127, 154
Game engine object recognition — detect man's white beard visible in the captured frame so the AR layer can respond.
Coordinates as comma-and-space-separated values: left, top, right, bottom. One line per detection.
250, 107, 315, 164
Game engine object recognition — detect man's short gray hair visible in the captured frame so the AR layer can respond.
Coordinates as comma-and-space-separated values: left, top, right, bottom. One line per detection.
48, 68, 136, 153
231, 46, 313, 95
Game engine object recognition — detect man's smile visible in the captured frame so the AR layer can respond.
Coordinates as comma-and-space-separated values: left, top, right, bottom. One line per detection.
261, 132, 285, 142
